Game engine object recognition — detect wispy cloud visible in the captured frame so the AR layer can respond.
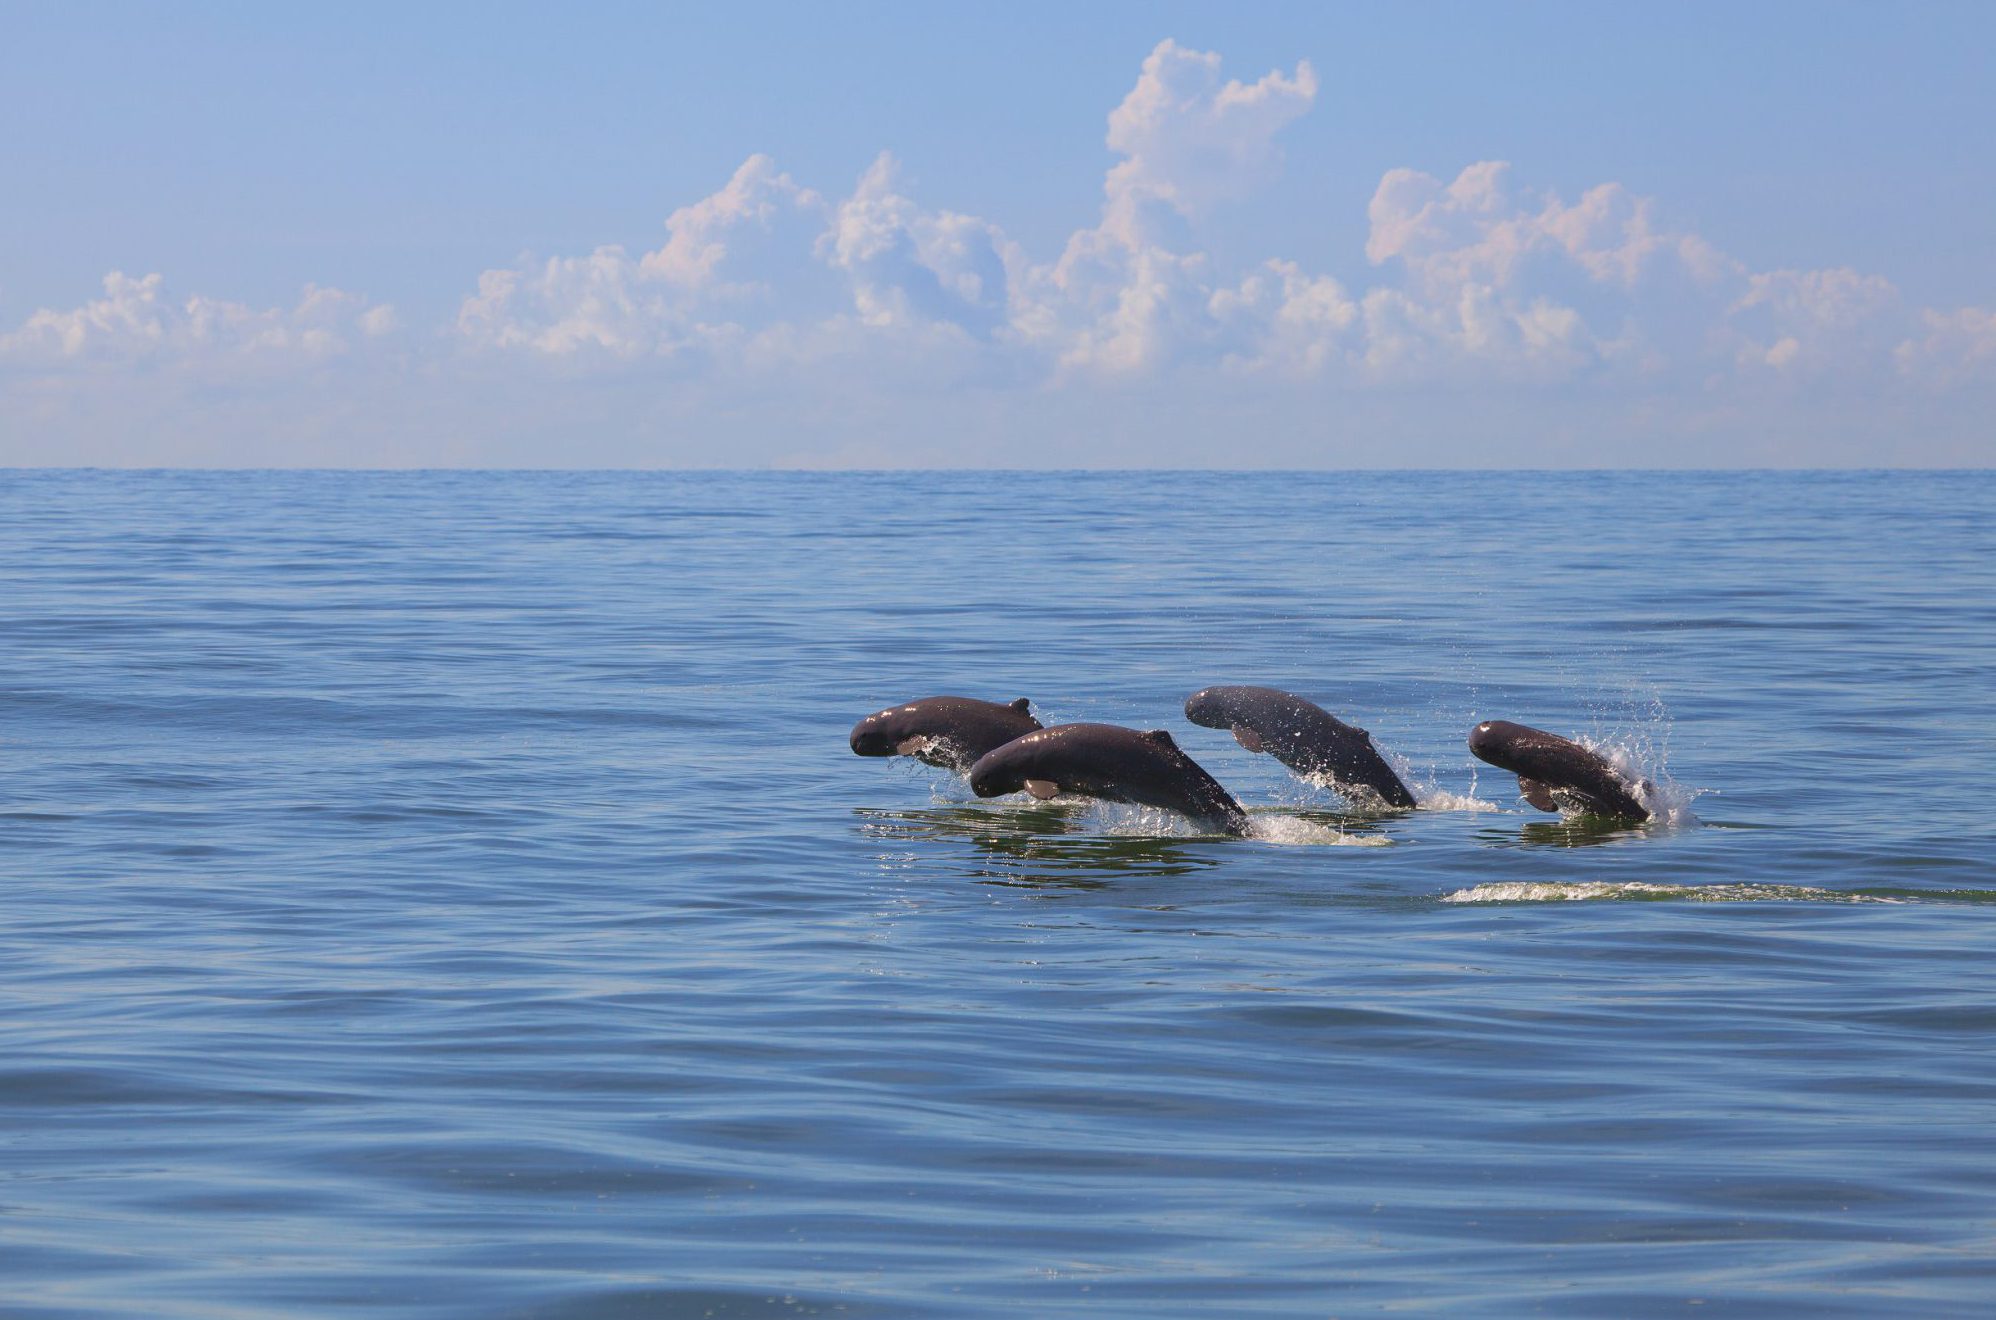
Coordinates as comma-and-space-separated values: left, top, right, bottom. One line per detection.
2, 272, 394, 364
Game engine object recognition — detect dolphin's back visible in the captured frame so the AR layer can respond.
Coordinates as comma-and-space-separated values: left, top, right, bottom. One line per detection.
1468, 720, 1651, 821
1184, 685, 1417, 809
849, 695, 1042, 771
969, 723, 1250, 836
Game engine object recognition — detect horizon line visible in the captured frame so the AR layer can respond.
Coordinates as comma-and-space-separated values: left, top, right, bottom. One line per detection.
3, 465, 1992, 477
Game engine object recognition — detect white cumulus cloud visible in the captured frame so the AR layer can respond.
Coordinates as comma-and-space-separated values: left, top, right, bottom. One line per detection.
1367, 162, 1729, 295
1100, 38, 1317, 246
455, 154, 826, 358
817, 152, 1019, 336
1012, 40, 1320, 375
1210, 260, 1358, 376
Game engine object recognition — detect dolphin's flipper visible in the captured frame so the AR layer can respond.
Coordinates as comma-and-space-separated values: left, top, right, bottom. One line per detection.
1024, 779, 1060, 801
1516, 776, 1559, 812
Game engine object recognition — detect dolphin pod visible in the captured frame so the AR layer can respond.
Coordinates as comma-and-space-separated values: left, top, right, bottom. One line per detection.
1468, 719, 1653, 822
849, 696, 1043, 772
967, 724, 1252, 837
1183, 685, 1417, 809
851, 689, 1668, 831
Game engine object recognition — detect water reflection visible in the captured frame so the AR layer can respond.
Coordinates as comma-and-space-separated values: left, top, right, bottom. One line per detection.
1268, 806, 1396, 839
1478, 816, 1661, 848
855, 804, 1224, 882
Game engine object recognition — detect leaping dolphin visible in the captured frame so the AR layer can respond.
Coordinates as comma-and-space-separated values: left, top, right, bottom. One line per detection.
1184, 685, 1417, 809
967, 723, 1252, 836
849, 696, 1043, 773
1468, 720, 1653, 822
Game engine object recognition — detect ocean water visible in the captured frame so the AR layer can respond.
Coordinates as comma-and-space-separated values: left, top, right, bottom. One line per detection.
1, 469, 1993, 1318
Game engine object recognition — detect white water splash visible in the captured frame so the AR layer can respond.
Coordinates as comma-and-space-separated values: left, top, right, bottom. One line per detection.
1570, 693, 1705, 826
1414, 786, 1501, 813
1082, 801, 1389, 846
920, 766, 977, 805
1287, 770, 1404, 815
1571, 736, 1699, 826
1380, 752, 1499, 813
1091, 802, 1205, 837
1442, 881, 1901, 904
1249, 814, 1392, 847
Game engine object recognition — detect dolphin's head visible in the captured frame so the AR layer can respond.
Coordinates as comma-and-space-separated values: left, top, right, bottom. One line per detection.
968, 725, 1068, 798
1467, 719, 1532, 766
967, 737, 1030, 798
850, 706, 914, 757
1183, 686, 1238, 730
852, 696, 1042, 771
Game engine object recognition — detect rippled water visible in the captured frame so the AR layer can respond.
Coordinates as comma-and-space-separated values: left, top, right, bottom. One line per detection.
2, 470, 1993, 1317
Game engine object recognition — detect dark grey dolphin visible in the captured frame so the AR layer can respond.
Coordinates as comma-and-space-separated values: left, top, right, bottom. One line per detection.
967, 723, 1251, 836
1184, 685, 1417, 809
1468, 720, 1653, 821
850, 696, 1043, 773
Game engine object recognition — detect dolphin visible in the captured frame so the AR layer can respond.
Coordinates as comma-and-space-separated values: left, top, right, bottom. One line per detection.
1183, 685, 1417, 809
967, 723, 1252, 836
1467, 720, 1653, 821
850, 696, 1043, 773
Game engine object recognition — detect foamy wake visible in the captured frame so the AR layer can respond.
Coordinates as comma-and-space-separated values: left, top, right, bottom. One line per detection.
1443, 881, 1900, 904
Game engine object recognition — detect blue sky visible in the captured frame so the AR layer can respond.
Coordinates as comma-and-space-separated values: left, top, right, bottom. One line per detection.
3, 1, 1992, 467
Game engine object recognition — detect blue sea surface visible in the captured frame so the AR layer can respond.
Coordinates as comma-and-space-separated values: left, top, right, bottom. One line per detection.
1, 469, 1993, 1317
